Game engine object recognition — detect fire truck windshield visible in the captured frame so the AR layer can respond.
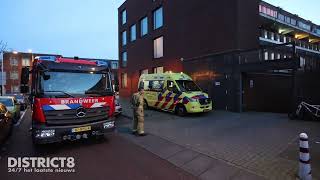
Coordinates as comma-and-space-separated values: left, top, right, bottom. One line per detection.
39, 71, 113, 97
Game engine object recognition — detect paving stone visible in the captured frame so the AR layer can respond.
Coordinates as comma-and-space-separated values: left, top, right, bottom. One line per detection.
199, 160, 240, 180
168, 149, 200, 167
182, 155, 215, 176
232, 170, 266, 180
119, 98, 320, 179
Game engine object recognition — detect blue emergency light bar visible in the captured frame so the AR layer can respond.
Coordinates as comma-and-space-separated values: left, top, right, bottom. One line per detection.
35, 56, 57, 61
96, 60, 109, 67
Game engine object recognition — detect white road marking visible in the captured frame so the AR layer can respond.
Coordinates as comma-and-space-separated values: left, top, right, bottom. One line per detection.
14, 110, 27, 127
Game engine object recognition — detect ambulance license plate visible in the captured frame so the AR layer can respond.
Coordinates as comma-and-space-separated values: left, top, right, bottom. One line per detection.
72, 126, 91, 133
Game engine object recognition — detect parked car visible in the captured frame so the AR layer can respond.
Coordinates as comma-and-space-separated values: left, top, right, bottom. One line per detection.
115, 93, 122, 117
7, 94, 28, 111
0, 103, 13, 145
0, 96, 21, 123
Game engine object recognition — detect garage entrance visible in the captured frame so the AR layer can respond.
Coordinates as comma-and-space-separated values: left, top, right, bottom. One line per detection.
242, 72, 292, 113
183, 42, 309, 113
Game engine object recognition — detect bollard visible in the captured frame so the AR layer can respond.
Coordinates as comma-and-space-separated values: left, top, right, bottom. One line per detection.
298, 133, 312, 180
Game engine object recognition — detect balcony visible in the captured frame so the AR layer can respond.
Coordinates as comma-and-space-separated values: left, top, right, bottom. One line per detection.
259, 29, 320, 55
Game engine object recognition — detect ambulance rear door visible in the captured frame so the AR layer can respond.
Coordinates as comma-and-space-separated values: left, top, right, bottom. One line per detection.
144, 80, 164, 108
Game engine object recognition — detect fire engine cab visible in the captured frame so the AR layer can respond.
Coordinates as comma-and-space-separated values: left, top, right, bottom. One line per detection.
20, 56, 118, 144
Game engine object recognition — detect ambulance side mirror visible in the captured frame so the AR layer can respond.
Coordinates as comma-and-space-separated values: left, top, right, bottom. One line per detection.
20, 67, 30, 93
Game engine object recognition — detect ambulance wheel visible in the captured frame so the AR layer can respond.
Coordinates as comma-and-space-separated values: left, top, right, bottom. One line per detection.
175, 104, 186, 116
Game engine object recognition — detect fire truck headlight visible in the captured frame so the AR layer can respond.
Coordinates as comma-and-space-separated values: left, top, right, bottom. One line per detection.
37, 130, 55, 138
103, 121, 115, 129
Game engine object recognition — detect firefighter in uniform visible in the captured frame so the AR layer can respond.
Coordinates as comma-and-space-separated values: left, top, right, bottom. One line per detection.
131, 87, 146, 136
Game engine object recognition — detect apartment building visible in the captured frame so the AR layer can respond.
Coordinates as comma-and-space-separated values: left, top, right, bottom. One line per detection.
118, 0, 320, 112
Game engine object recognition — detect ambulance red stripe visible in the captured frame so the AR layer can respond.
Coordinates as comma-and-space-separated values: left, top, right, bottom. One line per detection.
168, 98, 182, 110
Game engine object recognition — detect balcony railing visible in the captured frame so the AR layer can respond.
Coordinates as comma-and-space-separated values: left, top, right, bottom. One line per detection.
260, 29, 320, 54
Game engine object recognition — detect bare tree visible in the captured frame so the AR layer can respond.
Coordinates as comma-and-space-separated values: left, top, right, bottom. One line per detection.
0, 40, 8, 95
0, 40, 8, 54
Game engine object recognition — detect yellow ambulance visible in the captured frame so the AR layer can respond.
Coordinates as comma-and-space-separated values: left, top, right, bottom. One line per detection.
139, 72, 212, 116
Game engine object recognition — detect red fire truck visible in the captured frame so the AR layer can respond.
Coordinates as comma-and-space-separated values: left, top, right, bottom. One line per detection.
20, 56, 118, 144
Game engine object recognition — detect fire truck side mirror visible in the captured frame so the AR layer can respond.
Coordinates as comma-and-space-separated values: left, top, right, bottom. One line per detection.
20, 67, 30, 93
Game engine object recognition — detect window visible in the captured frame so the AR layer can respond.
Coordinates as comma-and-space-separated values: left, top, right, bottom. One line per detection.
153, 66, 164, 74
167, 80, 178, 92
145, 80, 164, 91
121, 10, 127, 25
270, 32, 274, 40
10, 58, 18, 66
141, 80, 150, 90
10, 71, 18, 80
298, 21, 311, 31
121, 73, 127, 88
285, 16, 291, 24
264, 30, 268, 38
122, 31, 127, 46
264, 51, 268, 60
278, 13, 285, 21
140, 69, 148, 75
153, 7, 163, 29
276, 34, 280, 42
270, 52, 275, 60
111, 62, 118, 69
154, 36, 163, 58
130, 24, 136, 42
22, 57, 30, 66
283, 36, 287, 43
300, 57, 306, 68
259, 5, 277, 18
12, 86, 20, 93
290, 18, 296, 26
140, 17, 148, 36
122, 52, 127, 67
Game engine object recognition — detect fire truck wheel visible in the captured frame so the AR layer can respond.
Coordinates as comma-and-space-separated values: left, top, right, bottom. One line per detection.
175, 104, 186, 117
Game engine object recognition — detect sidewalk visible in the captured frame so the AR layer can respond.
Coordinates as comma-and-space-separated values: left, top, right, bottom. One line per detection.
117, 118, 264, 180
118, 98, 265, 180
118, 98, 320, 180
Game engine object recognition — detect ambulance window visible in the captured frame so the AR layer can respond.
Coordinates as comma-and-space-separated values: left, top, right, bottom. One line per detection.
142, 81, 151, 90
167, 81, 178, 92
150, 80, 163, 91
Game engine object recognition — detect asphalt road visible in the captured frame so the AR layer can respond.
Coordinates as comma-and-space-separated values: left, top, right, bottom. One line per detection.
0, 109, 196, 180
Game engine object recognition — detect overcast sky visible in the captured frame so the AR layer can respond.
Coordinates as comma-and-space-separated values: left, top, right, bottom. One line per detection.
0, 0, 318, 60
